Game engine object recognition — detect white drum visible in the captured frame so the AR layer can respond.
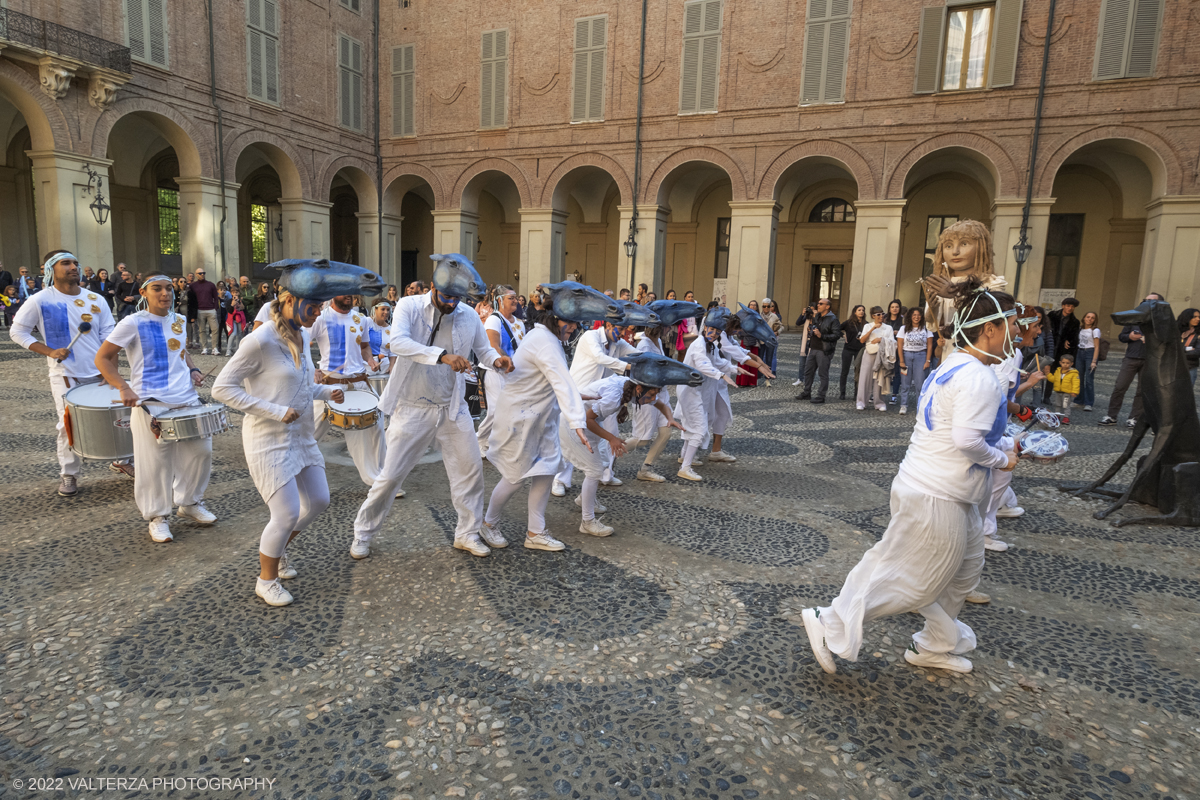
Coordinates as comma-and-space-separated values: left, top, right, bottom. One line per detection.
325, 390, 380, 430
64, 383, 133, 461
155, 403, 229, 442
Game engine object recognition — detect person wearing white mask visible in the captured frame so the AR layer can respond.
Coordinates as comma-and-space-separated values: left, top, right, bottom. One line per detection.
476, 284, 525, 456
350, 255, 512, 559
96, 275, 216, 543
9, 251, 121, 497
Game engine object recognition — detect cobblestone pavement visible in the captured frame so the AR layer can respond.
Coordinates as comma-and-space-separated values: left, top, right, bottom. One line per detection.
1, 333, 1198, 800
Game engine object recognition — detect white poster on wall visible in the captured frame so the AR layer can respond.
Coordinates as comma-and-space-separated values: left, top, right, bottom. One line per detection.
713, 278, 728, 307
1039, 288, 1077, 308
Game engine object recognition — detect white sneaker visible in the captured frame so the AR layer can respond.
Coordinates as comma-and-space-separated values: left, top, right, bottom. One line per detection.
524, 531, 565, 551
256, 578, 294, 607
551, 480, 567, 497
278, 549, 297, 579
148, 517, 173, 543
966, 590, 991, 604
856, 402, 865, 411
579, 518, 614, 537
875, 404, 887, 412
454, 532, 491, 557
677, 466, 703, 481
350, 537, 370, 559
995, 505, 1024, 518
395, 488, 406, 499
791, 379, 803, 386
479, 522, 508, 549
801, 608, 836, 674
1083, 405, 1093, 412
676, 456, 702, 466
708, 451, 737, 462
898, 406, 907, 415
574, 494, 606, 514
177, 502, 216, 525
1126, 418, 1137, 428
984, 535, 1010, 552
904, 644, 972, 673
637, 466, 666, 482
601, 475, 623, 486
223, 351, 232, 357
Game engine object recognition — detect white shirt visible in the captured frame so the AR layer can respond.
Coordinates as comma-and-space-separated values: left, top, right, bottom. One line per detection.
254, 302, 273, 326
9, 284, 115, 379
311, 306, 368, 375
900, 352, 1005, 505
580, 375, 628, 423
1078, 327, 1102, 349
479, 313, 524, 372
897, 326, 933, 352
570, 327, 634, 386
107, 311, 199, 406
365, 318, 392, 358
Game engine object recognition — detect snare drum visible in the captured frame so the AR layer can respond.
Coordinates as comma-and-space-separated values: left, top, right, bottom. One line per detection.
155, 403, 229, 442
64, 383, 133, 460
325, 390, 380, 430
366, 371, 389, 397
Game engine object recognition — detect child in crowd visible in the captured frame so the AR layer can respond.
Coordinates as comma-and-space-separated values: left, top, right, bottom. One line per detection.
1, 284, 22, 325
1043, 354, 1079, 418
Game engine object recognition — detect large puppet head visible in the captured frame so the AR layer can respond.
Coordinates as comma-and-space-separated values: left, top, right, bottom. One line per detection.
648, 298, 704, 327
537, 281, 624, 324
272, 258, 385, 302
735, 302, 778, 346
430, 253, 487, 304
620, 351, 703, 388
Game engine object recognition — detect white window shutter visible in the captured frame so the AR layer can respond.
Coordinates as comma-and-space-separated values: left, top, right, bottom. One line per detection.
681, 0, 721, 113
702, 0, 722, 33
492, 51, 507, 126
913, 6, 945, 94
572, 17, 606, 122
263, 0, 277, 35
823, 18, 849, 102
147, 0, 167, 66
1094, 0, 1132, 80
247, 0, 279, 103
480, 30, 508, 127
248, 0, 262, 29
126, 0, 146, 60
480, 32, 494, 128
392, 45, 416, 136
801, 0, 849, 104
699, 34, 720, 110
684, 2, 703, 35
587, 48, 605, 120
1126, 0, 1162, 77
800, 22, 826, 104
572, 19, 589, 122
680, 36, 700, 113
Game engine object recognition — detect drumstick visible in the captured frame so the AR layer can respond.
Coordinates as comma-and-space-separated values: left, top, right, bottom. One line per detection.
55, 321, 92, 363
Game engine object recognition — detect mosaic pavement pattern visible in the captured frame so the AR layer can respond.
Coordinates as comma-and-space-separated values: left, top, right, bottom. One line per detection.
1, 332, 1198, 800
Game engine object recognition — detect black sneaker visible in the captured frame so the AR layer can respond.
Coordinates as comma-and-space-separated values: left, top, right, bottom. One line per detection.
795, 392, 811, 401
810, 397, 825, 404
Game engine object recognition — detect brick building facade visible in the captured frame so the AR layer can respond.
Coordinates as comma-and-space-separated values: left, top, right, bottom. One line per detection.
0, 0, 1195, 333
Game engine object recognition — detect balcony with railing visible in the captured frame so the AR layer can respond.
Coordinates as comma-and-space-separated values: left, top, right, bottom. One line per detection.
0, 8, 131, 74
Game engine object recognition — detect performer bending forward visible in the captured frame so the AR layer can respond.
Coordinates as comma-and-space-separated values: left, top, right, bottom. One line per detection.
96, 276, 215, 543
212, 291, 343, 607
351, 255, 511, 559
674, 310, 741, 481
802, 279, 1018, 675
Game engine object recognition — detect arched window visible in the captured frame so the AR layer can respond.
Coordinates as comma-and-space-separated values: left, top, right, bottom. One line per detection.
808, 198, 856, 223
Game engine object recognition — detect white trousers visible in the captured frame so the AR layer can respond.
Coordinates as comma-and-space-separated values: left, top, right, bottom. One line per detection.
353, 405, 484, 543
818, 475, 985, 661
983, 467, 1017, 538
131, 406, 212, 521
314, 379, 386, 486
51, 374, 100, 476
556, 415, 615, 486
260, 465, 329, 558
476, 368, 502, 453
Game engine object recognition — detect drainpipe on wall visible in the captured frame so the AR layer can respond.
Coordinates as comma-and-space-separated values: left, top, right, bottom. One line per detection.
627, 0, 648, 294
206, 0, 228, 279
374, 0, 384, 279
1014, 0, 1057, 299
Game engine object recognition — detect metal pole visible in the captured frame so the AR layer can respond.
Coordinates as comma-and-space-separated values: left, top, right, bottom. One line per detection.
628, 0, 648, 294
1014, 0, 1057, 299
374, 0, 384, 280
206, 0, 228, 280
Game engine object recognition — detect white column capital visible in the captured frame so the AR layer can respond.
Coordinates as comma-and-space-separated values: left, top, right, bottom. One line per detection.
727, 200, 782, 216
26, 150, 114, 170
518, 207, 570, 224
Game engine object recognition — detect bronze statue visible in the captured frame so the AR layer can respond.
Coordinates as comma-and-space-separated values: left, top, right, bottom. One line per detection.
1061, 299, 1200, 527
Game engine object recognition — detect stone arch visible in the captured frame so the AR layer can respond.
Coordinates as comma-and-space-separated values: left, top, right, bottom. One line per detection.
539, 152, 633, 208
452, 157, 532, 210
382, 162, 445, 213
885, 133, 1020, 199
0, 60, 71, 151
225, 129, 310, 198
1036, 126, 1180, 199
758, 140, 877, 201
318, 155, 378, 212
91, 98, 210, 177
645, 146, 749, 205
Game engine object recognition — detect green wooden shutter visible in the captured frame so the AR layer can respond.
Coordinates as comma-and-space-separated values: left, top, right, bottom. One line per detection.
263, 0, 278, 103
1126, 0, 1163, 77
913, 6, 945, 94
352, 39, 363, 130
800, 0, 851, 104
1094, 0, 1132, 80
392, 45, 415, 137
680, 0, 722, 113
988, 0, 1022, 87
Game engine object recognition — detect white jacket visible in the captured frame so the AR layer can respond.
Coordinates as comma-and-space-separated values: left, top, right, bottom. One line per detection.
674, 336, 737, 443
379, 292, 502, 420
570, 327, 634, 387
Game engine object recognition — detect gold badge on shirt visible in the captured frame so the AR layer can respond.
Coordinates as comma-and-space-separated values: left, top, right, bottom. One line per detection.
87, 293, 97, 300
180, 350, 187, 360
90, 304, 101, 314
167, 338, 182, 352
353, 314, 362, 324
171, 321, 184, 334
81, 313, 93, 322
74, 298, 85, 307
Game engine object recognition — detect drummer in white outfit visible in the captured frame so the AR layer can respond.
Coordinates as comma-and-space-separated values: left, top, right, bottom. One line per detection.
351, 256, 512, 559
552, 320, 634, 495
212, 290, 344, 607
484, 283, 607, 553
365, 302, 394, 370
96, 276, 216, 543
9, 251, 120, 497
673, 311, 743, 481
802, 281, 1019, 675
310, 296, 386, 487
476, 284, 525, 456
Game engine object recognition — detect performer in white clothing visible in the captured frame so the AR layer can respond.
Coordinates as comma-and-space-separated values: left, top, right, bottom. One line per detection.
476, 284, 525, 456
626, 327, 673, 482
552, 319, 634, 494
9, 250, 125, 497
710, 311, 774, 462
364, 302, 394, 369
802, 279, 1019, 675
310, 296, 387, 486
673, 313, 741, 481
350, 254, 512, 559
213, 290, 344, 607
96, 276, 216, 543
485, 281, 617, 553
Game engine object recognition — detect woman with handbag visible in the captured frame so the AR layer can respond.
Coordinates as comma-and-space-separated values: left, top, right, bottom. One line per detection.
856, 307, 894, 411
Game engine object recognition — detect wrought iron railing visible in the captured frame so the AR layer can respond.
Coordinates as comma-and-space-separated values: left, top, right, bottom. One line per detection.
0, 8, 131, 74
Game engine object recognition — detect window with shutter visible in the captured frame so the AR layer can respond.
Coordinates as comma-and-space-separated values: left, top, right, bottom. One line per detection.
392, 44, 416, 137
126, 0, 169, 68
338, 34, 366, 131
679, 0, 722, 114
1094, 0, 1162, 80
480, 29, 509, 128
571, 16, 607, 123
339, 0, 361, 12
247, 0, 280, 104
799, 0, 852, 105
